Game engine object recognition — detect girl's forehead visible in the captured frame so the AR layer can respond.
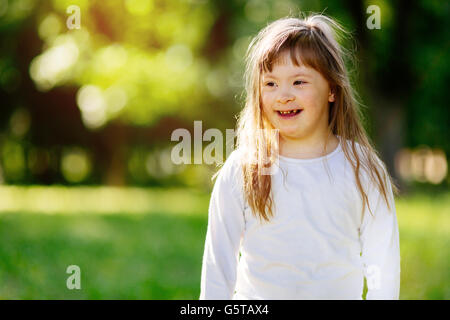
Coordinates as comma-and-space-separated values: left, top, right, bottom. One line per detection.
263, 57, 312, 76
263, 50, 312, 73
272, 50, 299, 65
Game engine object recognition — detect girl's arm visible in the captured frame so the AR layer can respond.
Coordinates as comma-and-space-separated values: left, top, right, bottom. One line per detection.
359, 176, 401, 300
199, 151, 245, 300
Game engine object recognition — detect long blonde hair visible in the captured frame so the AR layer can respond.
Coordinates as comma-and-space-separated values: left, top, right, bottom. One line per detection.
229, 14, 398, 223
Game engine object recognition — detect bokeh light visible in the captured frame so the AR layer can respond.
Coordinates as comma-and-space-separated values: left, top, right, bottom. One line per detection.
29, 35, 79, 91
1, 140, 26, 182
76, 85, 107, 129
61, 147, 92, 183
38, 13, 63, 41
395, 147, 448, 184
165, 44, 193, 72
9, 108, 31, 138
125, 0, 154, 16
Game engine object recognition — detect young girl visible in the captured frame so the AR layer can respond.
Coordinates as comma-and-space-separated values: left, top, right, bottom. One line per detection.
199, 14, 400, 300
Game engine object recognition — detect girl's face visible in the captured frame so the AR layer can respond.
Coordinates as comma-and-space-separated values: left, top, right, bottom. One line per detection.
260, 52, 335, 143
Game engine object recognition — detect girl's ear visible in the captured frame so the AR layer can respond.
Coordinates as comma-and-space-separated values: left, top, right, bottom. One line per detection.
328, 87, 335, 102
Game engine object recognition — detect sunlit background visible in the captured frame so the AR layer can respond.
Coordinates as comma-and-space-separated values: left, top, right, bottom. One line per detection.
0, 0, 448, 299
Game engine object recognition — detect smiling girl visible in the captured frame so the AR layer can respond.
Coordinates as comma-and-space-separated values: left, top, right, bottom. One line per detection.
200, 14, 400, 300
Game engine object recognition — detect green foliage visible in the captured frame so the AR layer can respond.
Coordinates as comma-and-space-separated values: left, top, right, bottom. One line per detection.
27, 0, 218, 128
1, 0, 448, 186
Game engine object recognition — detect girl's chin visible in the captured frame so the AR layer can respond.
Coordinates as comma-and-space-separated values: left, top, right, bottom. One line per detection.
277, 127, 304, 139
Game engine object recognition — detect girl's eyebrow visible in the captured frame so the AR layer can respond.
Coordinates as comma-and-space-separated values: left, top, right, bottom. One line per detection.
263, 72, 310, 79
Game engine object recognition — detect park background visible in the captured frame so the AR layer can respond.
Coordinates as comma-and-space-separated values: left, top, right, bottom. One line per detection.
0, 0, 448, 299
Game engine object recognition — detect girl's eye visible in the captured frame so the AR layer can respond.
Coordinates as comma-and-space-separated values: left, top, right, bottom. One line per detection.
265, 82, 275, 87
294, 80, 306, 85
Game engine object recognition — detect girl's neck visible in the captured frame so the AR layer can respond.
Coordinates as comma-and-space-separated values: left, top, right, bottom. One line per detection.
279, 133, 339, 160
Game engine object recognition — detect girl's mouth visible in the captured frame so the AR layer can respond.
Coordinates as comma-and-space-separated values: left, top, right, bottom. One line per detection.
276, 109, 303, 118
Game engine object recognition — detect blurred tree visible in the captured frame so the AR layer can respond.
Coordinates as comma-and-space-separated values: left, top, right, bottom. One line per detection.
0, 0, 448, 188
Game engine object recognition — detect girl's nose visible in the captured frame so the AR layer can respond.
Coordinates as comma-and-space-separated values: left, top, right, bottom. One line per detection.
277, 91, 295, 104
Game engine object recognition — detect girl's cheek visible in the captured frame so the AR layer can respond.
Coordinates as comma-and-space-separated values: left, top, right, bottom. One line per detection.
263, 91, 276, 102
261, 94, 272, 107
300, 91, 316, 104
262, 103, 272, 116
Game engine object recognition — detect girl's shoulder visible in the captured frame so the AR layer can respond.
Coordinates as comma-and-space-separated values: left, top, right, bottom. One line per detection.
214, 148, 245, 183
340, 138, 384, 167
340, 137, 390, 187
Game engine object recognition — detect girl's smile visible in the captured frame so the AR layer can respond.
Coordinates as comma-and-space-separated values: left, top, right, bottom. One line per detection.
276, 108, 303, 118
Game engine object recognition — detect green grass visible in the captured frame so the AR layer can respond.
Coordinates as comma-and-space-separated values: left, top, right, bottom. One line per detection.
0, 212, 208, 299
0, 186, 210, 299
396, 192, 450, 299
0, 186, 448, 299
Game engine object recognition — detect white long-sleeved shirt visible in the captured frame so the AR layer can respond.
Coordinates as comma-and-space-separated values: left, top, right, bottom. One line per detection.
199, 138, 400, 300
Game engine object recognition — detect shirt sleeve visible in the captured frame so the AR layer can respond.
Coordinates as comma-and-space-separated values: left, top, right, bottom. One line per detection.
359, 171, 401, 300
199, 151, 246, 300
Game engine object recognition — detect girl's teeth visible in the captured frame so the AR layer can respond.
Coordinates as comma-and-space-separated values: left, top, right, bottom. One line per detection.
278, 110, 300, 114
